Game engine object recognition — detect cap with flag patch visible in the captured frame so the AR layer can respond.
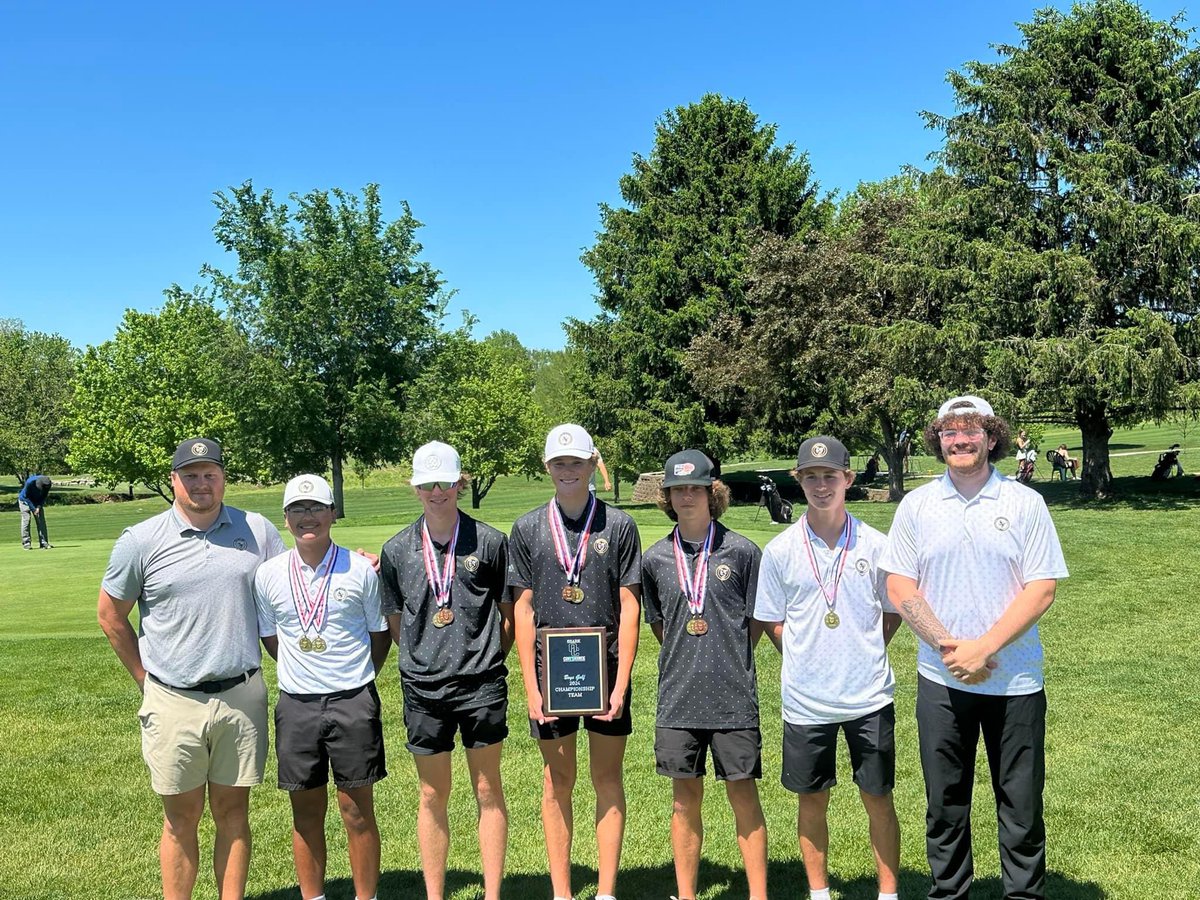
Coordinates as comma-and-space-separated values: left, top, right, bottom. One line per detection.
662, 449, 716, 488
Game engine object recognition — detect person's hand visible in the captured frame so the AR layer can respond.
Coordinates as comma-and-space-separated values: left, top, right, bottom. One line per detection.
355, 548, 381, 574
939, 638, 999, 681
527, 688, 557, 725
603, 480, 613, 492
594, 684, 626, 722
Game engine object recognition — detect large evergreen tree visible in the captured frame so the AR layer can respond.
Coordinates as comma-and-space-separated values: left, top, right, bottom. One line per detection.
569, 93, 830, 475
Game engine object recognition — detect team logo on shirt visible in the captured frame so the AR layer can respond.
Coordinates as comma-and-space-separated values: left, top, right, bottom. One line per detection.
855, 558, 870, 574
593, 537, 610, 555
334, 587, 347, 601
424, 453, 442, 470
994, 516, 1010, 532
191, 441, 209, 456
234, 538, 247, 551
715, 563, 732, 581
463, 555, 480, 572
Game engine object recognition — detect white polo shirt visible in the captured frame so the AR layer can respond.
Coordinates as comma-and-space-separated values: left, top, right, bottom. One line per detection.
254, 544, 385, 695
754, 515, 896, 725
880, 468, 1068, 696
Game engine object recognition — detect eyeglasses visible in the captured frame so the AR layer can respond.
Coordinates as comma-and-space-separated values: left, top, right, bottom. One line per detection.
939, 428, 986, 440
286, 504, 330, 517
416, 481, 456, 492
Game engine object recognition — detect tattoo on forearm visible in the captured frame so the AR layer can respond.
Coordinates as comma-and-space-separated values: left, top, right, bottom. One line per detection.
899, 592, 953, 650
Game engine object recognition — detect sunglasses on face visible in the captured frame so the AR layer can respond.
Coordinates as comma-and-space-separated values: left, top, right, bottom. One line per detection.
416, 481, 456, 492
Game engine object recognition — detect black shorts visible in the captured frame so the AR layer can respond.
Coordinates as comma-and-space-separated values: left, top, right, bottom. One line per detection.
782, 703, 895, 796
655, 726, 762, 781
275, 682, 387, 791
530, 683, 633, 740
404, 695, 509, 755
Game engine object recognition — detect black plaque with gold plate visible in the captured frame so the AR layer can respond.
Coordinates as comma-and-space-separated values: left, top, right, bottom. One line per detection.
538, 626, 609, 717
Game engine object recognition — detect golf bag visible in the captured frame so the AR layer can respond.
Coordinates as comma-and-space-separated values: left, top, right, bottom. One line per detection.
1151, 450, 1181, 480
1016, 446, 1037, 483
758, 475, 793, 524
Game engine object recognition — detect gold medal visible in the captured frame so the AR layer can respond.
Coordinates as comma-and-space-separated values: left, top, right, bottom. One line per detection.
562, 585, 584, 603
433, 608, 455, 627
572, 586, 585, 602
311, 636, 327, 652
686, 617, 709, 636
824, 611, 840, 629
298, 636, 313, 652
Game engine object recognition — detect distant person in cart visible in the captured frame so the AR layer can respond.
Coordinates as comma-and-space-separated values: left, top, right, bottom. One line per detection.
508, 424, 642, 900
754, 436, 902, 900
642, 449, 768, 900
254, 474, 390, 900
379, 441, 513, 900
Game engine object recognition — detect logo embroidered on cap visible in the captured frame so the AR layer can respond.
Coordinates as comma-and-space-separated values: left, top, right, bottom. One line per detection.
715, 563, 732, 581
811, 442, 828, 458
299, 480, 313, 493
191, 442, 208, 456
558, 431, 572, 446
593, 537, 609, 555
674, 462, 696, 476
463, 555, 480, 573
425, 454, 442, 470
995, 517, 1010, 532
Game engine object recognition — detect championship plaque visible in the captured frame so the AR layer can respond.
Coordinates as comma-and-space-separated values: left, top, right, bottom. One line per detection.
538, 626, 609, 717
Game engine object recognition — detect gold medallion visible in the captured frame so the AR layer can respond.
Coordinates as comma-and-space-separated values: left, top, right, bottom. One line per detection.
298, 636, 313, 652
686, 617, 709, 636
824, 611, 840, 629
562, 585, 584, 603
311, 636, 327, 653
433, 608, 455, 627
572, 586, 585, 602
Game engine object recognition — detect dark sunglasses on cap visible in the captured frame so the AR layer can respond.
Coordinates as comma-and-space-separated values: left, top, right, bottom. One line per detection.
416, 481, 456, 492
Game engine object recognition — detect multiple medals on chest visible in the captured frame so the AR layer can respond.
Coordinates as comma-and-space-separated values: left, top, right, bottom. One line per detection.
802, 513, 853, 629
289, 543, 339, 652
548, 495, 597, 603
421, 515, 460, 628
674, 521, 715, 636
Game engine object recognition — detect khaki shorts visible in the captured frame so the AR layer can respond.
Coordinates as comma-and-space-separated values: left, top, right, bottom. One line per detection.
138, 670, 268, 794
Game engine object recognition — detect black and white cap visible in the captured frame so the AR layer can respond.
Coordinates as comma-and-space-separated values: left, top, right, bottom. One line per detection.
662, 449, 716, 487
795, 436, 851, 471
172, 437, 224, 471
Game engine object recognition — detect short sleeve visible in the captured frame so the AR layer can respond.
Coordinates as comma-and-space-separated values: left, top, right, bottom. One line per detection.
253, 568, 277, 638
507, 519, 534, 590
879, 496, 920, 579
264, 524, 287, 559
752, 545, 786, 623
494, 534, 513, 603
101, 528, 144, 603
360, 567, 386, 631
378, 543, 403, 617
1020, 498, 1069, 582
617, 517, 642, 588
743, 543, 762, 616
641, 554, 663, 624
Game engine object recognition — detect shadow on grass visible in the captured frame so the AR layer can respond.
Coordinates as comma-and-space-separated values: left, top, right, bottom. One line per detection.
247, 860, 1106, 899
1033, 474, 1200, 510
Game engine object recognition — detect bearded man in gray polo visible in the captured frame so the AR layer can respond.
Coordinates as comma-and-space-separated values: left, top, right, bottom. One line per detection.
98, 438, 287, 900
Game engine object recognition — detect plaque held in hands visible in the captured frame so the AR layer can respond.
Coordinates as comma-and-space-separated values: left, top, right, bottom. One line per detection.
538, 626, 609, 717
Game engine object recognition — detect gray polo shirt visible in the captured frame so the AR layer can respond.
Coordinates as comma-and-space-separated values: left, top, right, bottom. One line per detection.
642, 523, 761, 729
379, 512, 511, 708
103, 504, 286, 686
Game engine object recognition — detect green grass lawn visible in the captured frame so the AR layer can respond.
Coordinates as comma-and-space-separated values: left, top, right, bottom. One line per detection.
3, 430, 1199, 899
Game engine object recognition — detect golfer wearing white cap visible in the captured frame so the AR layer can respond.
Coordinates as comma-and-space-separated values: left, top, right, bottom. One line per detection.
508, 424, 642, 900
379, 441, 513, 900
254, 474, 390, 900
880, 396, 1068, 900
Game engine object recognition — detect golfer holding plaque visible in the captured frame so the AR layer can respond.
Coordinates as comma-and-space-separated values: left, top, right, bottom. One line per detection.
378, 441, 513, 900
641, 450, 768, 900
753, 436, 902, 900
509, 423, 642, 900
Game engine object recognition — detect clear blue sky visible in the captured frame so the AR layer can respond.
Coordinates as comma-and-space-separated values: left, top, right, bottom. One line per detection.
0, 1, 1190, 351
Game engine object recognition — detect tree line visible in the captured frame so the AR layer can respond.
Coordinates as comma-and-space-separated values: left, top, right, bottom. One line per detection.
5, 0, 1198, 502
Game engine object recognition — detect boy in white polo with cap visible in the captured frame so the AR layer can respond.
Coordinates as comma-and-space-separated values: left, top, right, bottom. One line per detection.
754, 436, 902, 900
254, 474, 390, 900
378, 441, 513, 900
881, 396, 1067, 900
509, 423, 642, 900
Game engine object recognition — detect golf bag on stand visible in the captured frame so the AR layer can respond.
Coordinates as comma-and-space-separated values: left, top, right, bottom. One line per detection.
756, 475, 793, 524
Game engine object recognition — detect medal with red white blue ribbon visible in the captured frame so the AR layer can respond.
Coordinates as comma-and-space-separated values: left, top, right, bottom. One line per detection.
674, 521, 714, 636
289, 542, 339, 652
802, 513, 853, 628
421, 514, 460, 627
548, 495, 596, 603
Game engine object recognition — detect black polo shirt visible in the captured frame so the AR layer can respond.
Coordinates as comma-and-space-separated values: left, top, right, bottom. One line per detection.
507, 498, 641, 668
380, 512, 510, 708
642, 522, 761, 730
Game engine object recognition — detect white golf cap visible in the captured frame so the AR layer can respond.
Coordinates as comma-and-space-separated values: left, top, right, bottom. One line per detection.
544, 424, 595, 462
411, 441, 462, 485
938, 394, 994, 419
283, 474, 335, 509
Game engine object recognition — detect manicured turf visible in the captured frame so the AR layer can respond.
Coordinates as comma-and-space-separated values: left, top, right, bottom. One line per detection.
3, 428, 1199, 898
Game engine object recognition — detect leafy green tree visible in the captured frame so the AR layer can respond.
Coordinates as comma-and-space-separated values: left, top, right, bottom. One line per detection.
569, 93, 831, 474
208, 182, 445, 515
0, 320, 76, 482
922, 0, 1200, 496
66, 290, 257, 501
405, 331, 546, 508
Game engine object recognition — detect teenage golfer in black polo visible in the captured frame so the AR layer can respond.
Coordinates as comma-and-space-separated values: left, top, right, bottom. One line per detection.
642, 450, 767, 900
509, 423, 642, 900
379, 441, 512, 900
